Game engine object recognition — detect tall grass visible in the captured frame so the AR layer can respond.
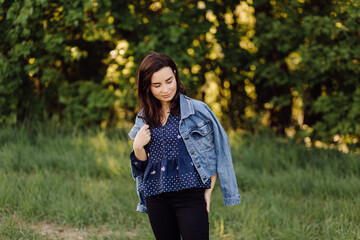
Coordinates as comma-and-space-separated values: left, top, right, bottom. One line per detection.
0, 124, 359, 239
227, 131, 360, 239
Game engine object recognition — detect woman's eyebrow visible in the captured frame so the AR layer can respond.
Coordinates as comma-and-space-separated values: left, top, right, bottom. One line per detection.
152, 76, 173, 84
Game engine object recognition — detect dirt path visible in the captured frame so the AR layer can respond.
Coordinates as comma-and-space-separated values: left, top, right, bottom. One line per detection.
12, 215, 137, 240
30, 221, 96, 239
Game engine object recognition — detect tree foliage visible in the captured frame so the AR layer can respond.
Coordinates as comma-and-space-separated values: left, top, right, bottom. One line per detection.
1, 0, 359, 149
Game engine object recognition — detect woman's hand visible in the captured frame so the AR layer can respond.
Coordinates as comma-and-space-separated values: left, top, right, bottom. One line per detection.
134, 124, 151, 148
133, 124, 151, 161
204, 189, 212, 213
204, 173, 218, 213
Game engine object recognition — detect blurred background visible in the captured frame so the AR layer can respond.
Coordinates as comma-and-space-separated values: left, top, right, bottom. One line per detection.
1, 1, 360, 239
1, 0, 360, 151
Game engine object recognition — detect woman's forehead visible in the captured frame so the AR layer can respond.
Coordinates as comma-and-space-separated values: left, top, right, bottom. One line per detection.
151, 67, 174, 83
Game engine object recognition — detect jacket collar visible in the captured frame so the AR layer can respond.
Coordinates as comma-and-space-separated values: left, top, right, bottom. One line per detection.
180, 93, 194, 120
138, 93, 194, 119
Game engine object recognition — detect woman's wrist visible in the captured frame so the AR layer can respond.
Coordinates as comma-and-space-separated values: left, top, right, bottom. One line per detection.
133, 144, 144, 151
209, 173, 218, 190
133, 145, 147, 161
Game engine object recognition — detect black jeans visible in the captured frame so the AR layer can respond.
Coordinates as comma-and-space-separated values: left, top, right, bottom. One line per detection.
145, 188, 209, 240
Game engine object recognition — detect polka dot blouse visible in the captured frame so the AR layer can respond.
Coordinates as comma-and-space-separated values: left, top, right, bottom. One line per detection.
130, 113, 211, 197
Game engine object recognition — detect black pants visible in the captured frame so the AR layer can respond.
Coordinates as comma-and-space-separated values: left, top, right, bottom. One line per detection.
145, 188, 209, 240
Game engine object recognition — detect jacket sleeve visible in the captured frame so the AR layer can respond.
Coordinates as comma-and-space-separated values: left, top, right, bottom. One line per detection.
128, 112, 148, 213
204, 103, 241, 206
130, 149, 148, 177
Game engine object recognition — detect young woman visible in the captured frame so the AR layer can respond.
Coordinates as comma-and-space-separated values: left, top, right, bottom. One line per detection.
128, 52, 241, 239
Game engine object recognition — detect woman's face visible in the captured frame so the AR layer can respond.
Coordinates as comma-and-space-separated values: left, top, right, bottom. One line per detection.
150, 67, 177, 106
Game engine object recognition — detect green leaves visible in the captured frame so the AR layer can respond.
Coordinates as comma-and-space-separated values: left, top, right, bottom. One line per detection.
59, 82, 115, 126
168, 25, 186, 43
0, 0, 359, 148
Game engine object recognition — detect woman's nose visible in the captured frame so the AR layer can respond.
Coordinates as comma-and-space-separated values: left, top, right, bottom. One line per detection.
161, 85, 168, 92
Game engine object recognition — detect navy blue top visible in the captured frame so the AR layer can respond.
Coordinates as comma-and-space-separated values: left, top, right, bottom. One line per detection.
130, 114, 211, 197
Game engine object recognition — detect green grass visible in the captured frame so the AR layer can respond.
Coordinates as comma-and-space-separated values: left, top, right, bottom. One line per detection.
0, 211, 50, 240
0, 124, 359, 239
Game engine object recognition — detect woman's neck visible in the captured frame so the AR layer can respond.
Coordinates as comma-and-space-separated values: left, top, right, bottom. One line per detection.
161, 102, 171, 114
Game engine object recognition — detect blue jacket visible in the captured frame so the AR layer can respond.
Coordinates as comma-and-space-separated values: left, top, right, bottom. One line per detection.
128, 93, 241, 213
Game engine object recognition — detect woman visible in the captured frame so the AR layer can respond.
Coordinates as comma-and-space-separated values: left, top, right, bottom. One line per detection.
128, 52, 241, 239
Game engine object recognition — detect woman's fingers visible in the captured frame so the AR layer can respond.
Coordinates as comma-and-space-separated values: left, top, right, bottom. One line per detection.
134, 124, 151, 149
141, 124, 151, 136
204, 190, 211, 213
142, 124, 149, 130
140, 124, 151, 144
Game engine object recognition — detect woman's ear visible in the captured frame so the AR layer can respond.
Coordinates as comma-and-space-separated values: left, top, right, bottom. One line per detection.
174, 69, 176, 75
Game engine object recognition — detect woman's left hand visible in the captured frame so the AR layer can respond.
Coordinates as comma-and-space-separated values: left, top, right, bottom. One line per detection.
204, 189, 212, 213
204, 173, 218, 213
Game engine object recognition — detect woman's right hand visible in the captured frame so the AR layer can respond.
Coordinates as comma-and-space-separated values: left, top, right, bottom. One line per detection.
133, 124, 151, 150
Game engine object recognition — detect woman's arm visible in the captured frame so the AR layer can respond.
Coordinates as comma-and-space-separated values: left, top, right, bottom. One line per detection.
129, 123, 151, 178
133, 146, 148, 161
204, 173, 218, 213
133, 124, 151, 161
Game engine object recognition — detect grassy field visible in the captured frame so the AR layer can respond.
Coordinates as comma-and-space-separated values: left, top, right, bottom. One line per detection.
0, 123, 359, 239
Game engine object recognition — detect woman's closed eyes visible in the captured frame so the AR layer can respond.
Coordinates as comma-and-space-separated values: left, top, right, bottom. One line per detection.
153, 79, 173, 88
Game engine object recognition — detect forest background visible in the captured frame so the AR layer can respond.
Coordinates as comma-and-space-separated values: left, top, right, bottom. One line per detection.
1, 0, 360, 151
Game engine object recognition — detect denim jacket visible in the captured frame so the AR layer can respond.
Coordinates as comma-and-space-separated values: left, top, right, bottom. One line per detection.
128, 93, 241, 213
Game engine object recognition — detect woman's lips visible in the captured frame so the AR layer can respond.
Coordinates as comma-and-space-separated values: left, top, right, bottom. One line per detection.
162, 93, 171, 98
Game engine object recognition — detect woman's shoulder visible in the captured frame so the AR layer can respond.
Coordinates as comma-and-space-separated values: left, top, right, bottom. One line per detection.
182, 94, 208, 110
189, 98, 211, 116
180, 94, 213, 120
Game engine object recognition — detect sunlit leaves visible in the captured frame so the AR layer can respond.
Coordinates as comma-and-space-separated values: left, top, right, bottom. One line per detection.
1, 0, 359, 148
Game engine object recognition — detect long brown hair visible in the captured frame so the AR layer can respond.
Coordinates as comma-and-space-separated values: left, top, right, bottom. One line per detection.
137, 52, 186, 126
